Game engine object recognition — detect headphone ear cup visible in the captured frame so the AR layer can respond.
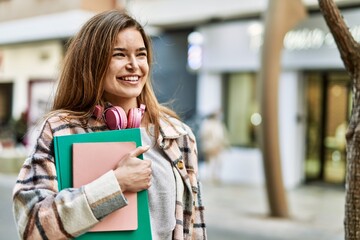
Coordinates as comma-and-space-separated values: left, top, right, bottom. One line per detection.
127, 107, 143, 128
104, 106, 128, 130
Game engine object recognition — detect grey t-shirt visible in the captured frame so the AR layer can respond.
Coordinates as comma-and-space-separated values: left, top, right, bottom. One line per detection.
141, 127, 176, 240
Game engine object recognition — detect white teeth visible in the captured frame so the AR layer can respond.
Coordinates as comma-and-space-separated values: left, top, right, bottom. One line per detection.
121, 76, 139, 81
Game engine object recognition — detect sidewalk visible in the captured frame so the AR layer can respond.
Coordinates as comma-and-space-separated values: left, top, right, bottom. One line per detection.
202, 181, 345, 240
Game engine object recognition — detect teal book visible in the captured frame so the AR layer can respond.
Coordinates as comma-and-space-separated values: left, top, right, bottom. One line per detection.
53, 128, 152, 239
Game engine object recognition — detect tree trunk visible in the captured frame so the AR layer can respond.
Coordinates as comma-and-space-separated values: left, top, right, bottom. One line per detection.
258, 0, 306, 217
318, 0, 360, 239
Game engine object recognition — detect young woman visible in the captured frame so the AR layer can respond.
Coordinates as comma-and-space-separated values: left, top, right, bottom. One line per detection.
12, 9, 207, 240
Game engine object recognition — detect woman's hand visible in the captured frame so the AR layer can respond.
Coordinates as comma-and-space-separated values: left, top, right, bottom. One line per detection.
114, 145, 152, 193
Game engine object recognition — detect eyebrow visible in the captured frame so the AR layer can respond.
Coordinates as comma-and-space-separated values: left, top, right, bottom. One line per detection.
113, 47, 147, 52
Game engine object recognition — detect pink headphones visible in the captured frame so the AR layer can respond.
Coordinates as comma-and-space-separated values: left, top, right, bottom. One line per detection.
93, 104, 146, 130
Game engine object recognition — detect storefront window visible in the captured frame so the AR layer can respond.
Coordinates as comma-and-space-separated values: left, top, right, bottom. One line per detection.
225, 73, 258, 147
305, 74, 323, 179
305, 72, 350, 184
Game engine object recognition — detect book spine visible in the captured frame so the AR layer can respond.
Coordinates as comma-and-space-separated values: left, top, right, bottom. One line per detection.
53, 137, 62, 190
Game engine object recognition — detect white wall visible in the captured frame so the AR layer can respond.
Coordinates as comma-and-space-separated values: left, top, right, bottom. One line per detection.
278, 71, 305, 188
0, 40, 62, 119
197, 72, 223, 117
199, 20, 261, 72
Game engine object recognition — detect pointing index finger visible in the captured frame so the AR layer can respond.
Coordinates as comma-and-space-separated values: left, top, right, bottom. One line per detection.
129, 145, 150, 158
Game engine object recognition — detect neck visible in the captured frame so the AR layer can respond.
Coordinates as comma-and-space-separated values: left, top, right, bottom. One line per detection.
108, 98, 138, 114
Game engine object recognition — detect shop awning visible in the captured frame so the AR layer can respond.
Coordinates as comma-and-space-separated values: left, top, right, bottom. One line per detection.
0, 10, 96, 45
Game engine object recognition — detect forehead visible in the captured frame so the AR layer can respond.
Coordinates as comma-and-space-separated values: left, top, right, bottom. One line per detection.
114, 28, 145, 47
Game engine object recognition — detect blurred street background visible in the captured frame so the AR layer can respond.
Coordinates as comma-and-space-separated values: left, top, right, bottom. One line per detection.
1, 0, 360, 239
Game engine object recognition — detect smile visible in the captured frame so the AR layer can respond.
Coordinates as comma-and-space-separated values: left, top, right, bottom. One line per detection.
117, 76, 140, 82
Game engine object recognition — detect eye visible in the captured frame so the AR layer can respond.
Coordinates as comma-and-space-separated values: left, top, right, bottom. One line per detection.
137, 52, 147, 58
113, 52, 125, 57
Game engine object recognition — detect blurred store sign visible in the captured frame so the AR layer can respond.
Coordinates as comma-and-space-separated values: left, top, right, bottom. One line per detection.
284, 28, 336, 50
284, 25, 360, 51
248, 23, 360, 52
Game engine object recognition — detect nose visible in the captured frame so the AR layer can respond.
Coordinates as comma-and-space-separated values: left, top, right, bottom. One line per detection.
126, 56, 139, 71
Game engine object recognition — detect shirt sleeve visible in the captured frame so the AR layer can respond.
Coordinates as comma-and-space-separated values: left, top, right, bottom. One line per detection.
12, 120, 128, 239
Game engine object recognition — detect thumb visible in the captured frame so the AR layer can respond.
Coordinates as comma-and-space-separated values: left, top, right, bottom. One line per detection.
129, 145, 150, 158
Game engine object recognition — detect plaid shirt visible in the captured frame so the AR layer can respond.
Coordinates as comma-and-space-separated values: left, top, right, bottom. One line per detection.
12, 114, 207, 240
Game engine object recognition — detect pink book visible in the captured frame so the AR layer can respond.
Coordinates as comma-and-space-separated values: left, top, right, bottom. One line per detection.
72, 142, 138, 232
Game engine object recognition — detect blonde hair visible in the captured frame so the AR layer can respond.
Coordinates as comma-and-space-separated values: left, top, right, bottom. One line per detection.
50, 9, 179, 140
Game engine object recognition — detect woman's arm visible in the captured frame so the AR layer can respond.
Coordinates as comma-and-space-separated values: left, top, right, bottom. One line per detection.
12, 120, 128, 239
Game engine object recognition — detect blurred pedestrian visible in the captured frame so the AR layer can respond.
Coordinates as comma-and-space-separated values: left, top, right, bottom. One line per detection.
12, 10, 207, 240
199, 111, 229, 184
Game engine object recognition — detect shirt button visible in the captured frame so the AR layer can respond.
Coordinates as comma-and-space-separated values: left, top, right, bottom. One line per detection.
177, 161, 184, 169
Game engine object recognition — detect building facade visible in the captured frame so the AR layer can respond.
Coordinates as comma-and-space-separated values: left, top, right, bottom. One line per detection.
195, 7, 360, 188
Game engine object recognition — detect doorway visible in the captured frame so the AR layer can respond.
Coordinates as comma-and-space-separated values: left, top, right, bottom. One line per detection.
0, 82, 13, 126
305, 72, 351, 184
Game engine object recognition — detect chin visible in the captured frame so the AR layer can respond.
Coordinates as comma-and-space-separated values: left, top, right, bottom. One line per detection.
121, 92, 142, 99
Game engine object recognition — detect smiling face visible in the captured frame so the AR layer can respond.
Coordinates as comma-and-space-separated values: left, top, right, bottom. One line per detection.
103, 27, 149, 109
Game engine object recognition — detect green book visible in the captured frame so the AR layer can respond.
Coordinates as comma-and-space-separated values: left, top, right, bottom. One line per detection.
53, 128, 152, 239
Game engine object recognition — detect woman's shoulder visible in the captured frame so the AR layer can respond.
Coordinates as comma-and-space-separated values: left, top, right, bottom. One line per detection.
45, 112, 79, 129
45, 112, 71, 124
25, 113, 73, 150
43, 112, 101, 136
160, 115, 195, 140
